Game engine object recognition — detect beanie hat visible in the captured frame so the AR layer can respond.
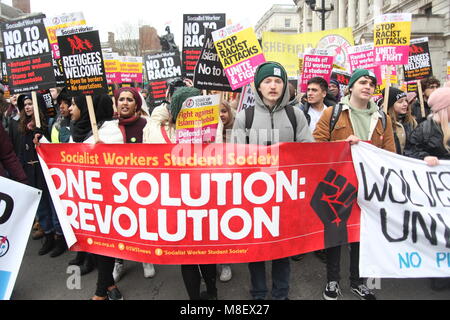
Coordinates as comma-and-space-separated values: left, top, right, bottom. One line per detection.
348, 68, 377, 89
17, 92, 48, 121
170, 87, 201, 123
428, 87, 450, 113
329, 79, 340, 87
382, 87, 407, 110
254, 62, 287, 89
114, 87, 143, 112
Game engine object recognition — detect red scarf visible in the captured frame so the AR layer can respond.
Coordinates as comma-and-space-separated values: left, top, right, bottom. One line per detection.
118, 115, 140, 142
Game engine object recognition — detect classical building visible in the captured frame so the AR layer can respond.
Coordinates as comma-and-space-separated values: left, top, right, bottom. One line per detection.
0, 0, 29, 23
293, 0, 450, 82
254, 4, 301, 39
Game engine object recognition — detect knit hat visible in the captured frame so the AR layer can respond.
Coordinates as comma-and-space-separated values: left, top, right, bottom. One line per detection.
17, 92, 48, 118
348, 68, 377, 89
254, 62, 287, 89
329, 79, 340, 87
382, 87, 407, 110
170, 87, 201, 123
428, 87, 450, 113
114, 87, 143, 111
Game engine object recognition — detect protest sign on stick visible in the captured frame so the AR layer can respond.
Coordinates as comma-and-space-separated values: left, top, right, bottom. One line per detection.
382, 65, 392, 113
193, 30, 233, 91
182, 14, 225, 79
43, 12, 86, 86
299, 49, 333, 93
212, 21, 265, 90
1, 15, 57, 129
374, 13, 412, 66
144, 51, 182, 106
175, 94, 221, 143
58, 26, 107, 143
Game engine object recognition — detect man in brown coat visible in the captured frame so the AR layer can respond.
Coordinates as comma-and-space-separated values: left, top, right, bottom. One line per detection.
313, 68, 395, 301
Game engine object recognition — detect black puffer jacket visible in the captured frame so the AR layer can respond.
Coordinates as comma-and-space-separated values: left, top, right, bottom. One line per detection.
404, 118, 450, 160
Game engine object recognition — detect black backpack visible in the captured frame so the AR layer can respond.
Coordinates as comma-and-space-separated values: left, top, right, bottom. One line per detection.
329, 103, 387, 133
244, 105, 297, 144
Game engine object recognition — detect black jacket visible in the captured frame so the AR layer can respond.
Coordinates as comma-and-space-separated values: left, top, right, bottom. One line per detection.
404, 118, 450, 160
411, 100, 431, 124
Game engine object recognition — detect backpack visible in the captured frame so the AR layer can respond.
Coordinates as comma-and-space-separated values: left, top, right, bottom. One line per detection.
329, 103, 387, 133
244, 105, 297, 144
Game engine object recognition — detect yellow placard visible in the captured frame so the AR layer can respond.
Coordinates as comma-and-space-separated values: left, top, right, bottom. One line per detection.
215, 27, 262, 68
374, 21, 411, 47
176, 105, 219, 129
104, 59, 120, 73
262, 28, 354, 77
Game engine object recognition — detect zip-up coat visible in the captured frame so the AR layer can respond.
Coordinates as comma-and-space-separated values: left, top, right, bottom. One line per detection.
232, 63, 313, 145
313, 95, 396, 152
404, 118, 450, 160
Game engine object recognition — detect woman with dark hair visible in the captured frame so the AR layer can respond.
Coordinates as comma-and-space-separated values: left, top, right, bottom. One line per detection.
111, 87, 156, 281
68, 93, 124, 300
16, 93, 66, 257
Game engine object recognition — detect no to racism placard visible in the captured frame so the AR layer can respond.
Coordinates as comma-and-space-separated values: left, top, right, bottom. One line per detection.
182, 14, 226, 79
352, 142, 450, 278
37, 141, 360, 265
212, 21, 265, 90
374, 13, 412, 66
176, 94, 220, 143
1, 15, 56, 93
403, 37, 433, 82
58, 26, 107, 95
0, 177, 41, 300
144, 51, 182, 106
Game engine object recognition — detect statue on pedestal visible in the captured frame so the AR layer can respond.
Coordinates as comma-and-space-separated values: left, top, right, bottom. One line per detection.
159, 26, 179, 52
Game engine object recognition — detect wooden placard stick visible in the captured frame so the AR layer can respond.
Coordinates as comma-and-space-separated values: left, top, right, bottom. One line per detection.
417, 79, 425, 118
31, 91, 41, 129
382, 65, 392, 114
86, 95, 100, 143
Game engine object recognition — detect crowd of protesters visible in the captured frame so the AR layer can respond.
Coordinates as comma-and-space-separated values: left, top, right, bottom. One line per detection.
1, 61, 450, 300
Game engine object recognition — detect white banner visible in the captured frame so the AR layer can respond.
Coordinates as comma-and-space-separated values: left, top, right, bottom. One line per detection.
0, 177, 41, 300
352, 142, 450, 278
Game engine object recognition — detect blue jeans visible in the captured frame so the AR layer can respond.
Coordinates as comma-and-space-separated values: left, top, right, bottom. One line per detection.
248, 257, 290, 300
37, 192, 62, 235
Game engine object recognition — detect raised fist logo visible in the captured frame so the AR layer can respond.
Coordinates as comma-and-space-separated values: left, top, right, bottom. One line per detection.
310, 169, 357, 248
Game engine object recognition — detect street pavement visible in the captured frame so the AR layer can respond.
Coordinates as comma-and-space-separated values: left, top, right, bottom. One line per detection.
11, 234, 450, 301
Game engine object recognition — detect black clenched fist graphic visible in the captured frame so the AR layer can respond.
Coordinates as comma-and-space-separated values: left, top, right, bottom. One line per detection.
310, 169, 357, 248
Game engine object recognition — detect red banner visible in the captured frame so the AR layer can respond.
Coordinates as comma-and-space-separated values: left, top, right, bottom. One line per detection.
37, 142, 360, 264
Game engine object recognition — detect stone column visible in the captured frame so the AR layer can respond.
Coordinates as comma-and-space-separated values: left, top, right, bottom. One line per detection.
338, 0, 347, 28
373, 0, 383, 17
359, 0, 368, 24
348, 0, 356, 27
